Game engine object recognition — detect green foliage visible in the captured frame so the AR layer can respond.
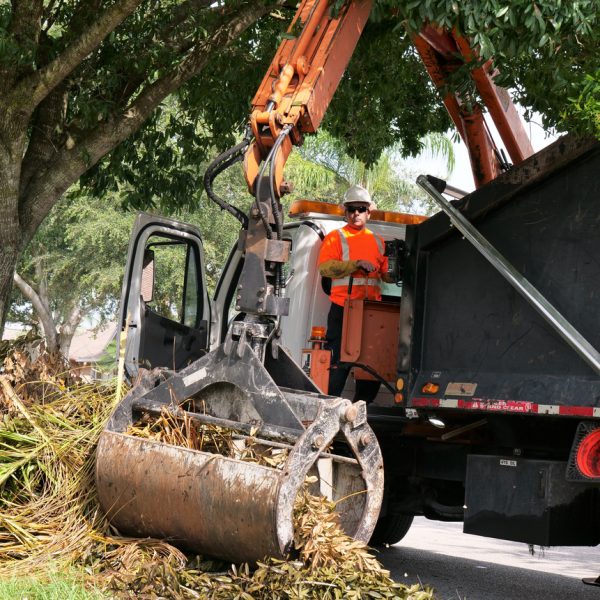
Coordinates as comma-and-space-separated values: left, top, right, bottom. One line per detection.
285, 130, 452, 214
10, 194, 136, 328
324, 19, 451, 165
78, 6, 452, 206
385, 0, 600, 136
10, 0, 596, 223
79, 0, 599, 213
564, 69, 600, 138
80, 11, 285, 211
9, 181, 247, 332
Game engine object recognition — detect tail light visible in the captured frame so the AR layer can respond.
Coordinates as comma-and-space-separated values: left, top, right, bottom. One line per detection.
576, 428, 600, 478
567, 422, 600, 481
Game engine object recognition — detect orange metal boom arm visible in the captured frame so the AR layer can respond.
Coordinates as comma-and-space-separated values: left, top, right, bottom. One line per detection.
243, 2, 534, 196
414, 26, 534, 187
244, 0, 373, 197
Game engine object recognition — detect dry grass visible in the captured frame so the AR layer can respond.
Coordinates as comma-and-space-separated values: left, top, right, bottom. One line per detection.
0, 353, 436, 599
126, 408, 289, 468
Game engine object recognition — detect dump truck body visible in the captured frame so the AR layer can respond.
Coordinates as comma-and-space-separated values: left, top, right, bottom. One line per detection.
386, 136, 600, 546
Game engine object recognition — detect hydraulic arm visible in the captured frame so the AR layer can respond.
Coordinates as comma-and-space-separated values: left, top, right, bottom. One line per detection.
414, 26, 533, 187
244, 0, 373, 198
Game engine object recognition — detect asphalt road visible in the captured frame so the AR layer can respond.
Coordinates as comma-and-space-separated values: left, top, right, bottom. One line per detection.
378, 518, 600, 600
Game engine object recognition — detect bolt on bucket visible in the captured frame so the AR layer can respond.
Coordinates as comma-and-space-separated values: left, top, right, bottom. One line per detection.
96, 343, 384, 564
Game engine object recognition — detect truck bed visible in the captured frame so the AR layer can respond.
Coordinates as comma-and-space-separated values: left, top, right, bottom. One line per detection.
399, 136, 600, 416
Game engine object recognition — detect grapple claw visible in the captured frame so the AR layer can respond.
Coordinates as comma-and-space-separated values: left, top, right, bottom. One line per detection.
96, 343, 383, 564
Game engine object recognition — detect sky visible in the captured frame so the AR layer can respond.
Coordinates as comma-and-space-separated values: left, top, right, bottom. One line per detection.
405, 110, 559, 195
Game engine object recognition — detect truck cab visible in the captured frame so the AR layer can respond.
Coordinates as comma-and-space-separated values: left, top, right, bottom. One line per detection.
118, 199, 417, 400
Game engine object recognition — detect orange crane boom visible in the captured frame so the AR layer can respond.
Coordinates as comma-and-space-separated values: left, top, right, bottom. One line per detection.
244, 0, 373, 197
414, 26, 533, 187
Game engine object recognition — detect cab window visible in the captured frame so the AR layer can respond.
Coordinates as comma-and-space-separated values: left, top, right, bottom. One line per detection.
144, 235, 201, 327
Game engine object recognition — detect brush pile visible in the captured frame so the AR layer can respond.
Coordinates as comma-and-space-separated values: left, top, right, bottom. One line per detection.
0, 352, 435, 599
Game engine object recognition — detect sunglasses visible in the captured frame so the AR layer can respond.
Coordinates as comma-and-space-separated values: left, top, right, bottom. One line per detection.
345, 205, 369, 214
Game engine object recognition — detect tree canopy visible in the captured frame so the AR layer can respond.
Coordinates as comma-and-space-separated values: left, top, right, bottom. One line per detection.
0, 0, 598, 334
387, 0, 600, 136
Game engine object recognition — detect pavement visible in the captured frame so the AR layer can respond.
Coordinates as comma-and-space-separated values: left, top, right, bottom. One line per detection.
378, 517, 600, 600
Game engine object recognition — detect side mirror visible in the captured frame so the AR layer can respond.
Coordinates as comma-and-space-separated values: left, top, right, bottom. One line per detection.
141, 248, 155, 302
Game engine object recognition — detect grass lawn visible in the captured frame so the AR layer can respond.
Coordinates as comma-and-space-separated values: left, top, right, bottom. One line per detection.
0, 570, 106, 600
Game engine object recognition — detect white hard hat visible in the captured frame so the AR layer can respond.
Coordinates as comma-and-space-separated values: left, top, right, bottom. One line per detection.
342, 185, 376, 210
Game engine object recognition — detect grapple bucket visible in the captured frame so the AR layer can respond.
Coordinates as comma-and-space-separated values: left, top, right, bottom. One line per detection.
96, 342, 383, 564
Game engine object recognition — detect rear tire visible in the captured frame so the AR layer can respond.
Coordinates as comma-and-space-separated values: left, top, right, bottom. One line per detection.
369, 514, 414, 546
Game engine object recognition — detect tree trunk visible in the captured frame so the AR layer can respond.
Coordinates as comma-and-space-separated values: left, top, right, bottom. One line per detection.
13, 271, 59, 353
58, 304, 83, 359
0, 74, 29, 338
0, 145, 25, 337
0, 243, 20, 337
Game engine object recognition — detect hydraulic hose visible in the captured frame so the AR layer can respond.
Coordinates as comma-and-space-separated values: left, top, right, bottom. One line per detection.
204, 137, 251, 228
334, 361, 396, 394
268, 126, 293, 296
254, 126, 292, 241
254, 155, 275, 240
269, 125, 292, 241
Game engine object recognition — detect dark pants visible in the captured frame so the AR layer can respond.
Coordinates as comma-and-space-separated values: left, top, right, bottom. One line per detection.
326, 303, 349, 397
325, 302, 380, 401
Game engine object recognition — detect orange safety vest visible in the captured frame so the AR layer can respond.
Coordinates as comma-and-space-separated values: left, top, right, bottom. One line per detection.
318, 226, 387, 307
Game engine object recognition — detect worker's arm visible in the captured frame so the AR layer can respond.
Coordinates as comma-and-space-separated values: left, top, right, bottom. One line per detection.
319, 259, 359, 278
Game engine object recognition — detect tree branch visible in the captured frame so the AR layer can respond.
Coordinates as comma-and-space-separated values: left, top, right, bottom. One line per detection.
13, 271, 58, 353
9, 0, 44, 40
35, 259, 47, 306
20, 0, 280, 240
20, 84, 69, 197
166, 0, 215, 35
0, 1, 44, 89
9, 0, 145, 114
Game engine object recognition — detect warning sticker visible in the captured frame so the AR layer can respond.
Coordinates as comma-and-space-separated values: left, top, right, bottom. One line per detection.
445, 382, 477, 396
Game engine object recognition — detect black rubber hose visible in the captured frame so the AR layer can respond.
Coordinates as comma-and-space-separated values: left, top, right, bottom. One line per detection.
204, 139, 251, 228
268, 128, 292, 296
254, 154, 274, 240
333, 361, 396, 394
269, 125, 292, 241
255, 125, 293, 241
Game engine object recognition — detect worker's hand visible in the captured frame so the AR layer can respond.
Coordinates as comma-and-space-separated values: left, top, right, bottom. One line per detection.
355, 259, 376, 273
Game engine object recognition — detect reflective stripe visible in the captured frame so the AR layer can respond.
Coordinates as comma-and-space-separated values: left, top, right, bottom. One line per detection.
337, 229, 350, 261
374, 234, 384, 255
331, 277, 381, 288
331, 277, 352, 287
